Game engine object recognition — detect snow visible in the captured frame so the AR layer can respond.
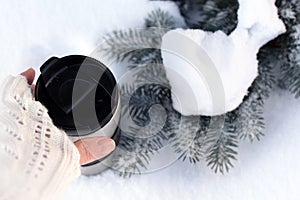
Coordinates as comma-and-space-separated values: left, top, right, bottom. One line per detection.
161, 0, 286, 116
65, 89, 300, 200
0, 0, 299, 200
0, 0, 184, 81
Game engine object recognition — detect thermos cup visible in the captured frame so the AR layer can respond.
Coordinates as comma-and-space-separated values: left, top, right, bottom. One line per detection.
35, 55, 121, 175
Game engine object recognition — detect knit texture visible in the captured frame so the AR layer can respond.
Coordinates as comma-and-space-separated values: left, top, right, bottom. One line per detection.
0, 75, 81, 200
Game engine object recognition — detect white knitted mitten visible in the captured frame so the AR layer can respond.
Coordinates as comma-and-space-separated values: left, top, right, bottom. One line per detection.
0, 75, 81, 200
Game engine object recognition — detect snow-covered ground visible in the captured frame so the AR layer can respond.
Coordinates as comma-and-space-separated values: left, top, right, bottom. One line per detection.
64, 89, 300, 200
0, 1, 299, 200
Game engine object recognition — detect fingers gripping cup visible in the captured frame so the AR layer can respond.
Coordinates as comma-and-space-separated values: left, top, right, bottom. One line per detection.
35, 55, 121, 175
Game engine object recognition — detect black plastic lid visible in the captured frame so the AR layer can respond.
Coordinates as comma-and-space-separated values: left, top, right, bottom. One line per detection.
35, 55, 118, 137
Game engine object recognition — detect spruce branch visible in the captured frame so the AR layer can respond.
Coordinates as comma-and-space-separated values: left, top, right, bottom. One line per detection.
232, 45, 277, 143
116, 76, 174, 176
111, 136, 151, 178
176, 0, 239, 34
100, 0, 299, 175
170, 116, 200, 161
235, 93, 265, 142
101, 29, 160, 62
119, 84, 137, 116
100, 9, 175, 65
205, 114, 239, 174
134, 63, 170, 88
145, 8, 176, 29
280, 25, 300, 98
276, 0, 300, 98
170, 115, 208, 164
256, 47, 277, 99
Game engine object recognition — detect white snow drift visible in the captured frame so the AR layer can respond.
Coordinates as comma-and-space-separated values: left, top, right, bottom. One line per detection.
161, 0, 286, 116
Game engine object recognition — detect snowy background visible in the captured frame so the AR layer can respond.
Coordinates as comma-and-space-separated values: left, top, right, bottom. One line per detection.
0, 0, 299, 199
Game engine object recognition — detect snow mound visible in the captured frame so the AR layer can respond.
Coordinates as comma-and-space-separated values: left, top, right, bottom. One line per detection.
161, 0, 286, 116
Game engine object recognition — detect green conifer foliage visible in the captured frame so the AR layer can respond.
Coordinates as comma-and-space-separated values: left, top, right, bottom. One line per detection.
99, 0, 300, 176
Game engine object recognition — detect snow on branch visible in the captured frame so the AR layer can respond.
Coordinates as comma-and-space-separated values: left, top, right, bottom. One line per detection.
161, 0, 286, 116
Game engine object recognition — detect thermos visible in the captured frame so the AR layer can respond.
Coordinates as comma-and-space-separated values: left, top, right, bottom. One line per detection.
35, 55, 121, 175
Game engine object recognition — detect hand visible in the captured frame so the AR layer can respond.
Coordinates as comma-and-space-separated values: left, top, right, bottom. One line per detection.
21, 68, 116, 165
